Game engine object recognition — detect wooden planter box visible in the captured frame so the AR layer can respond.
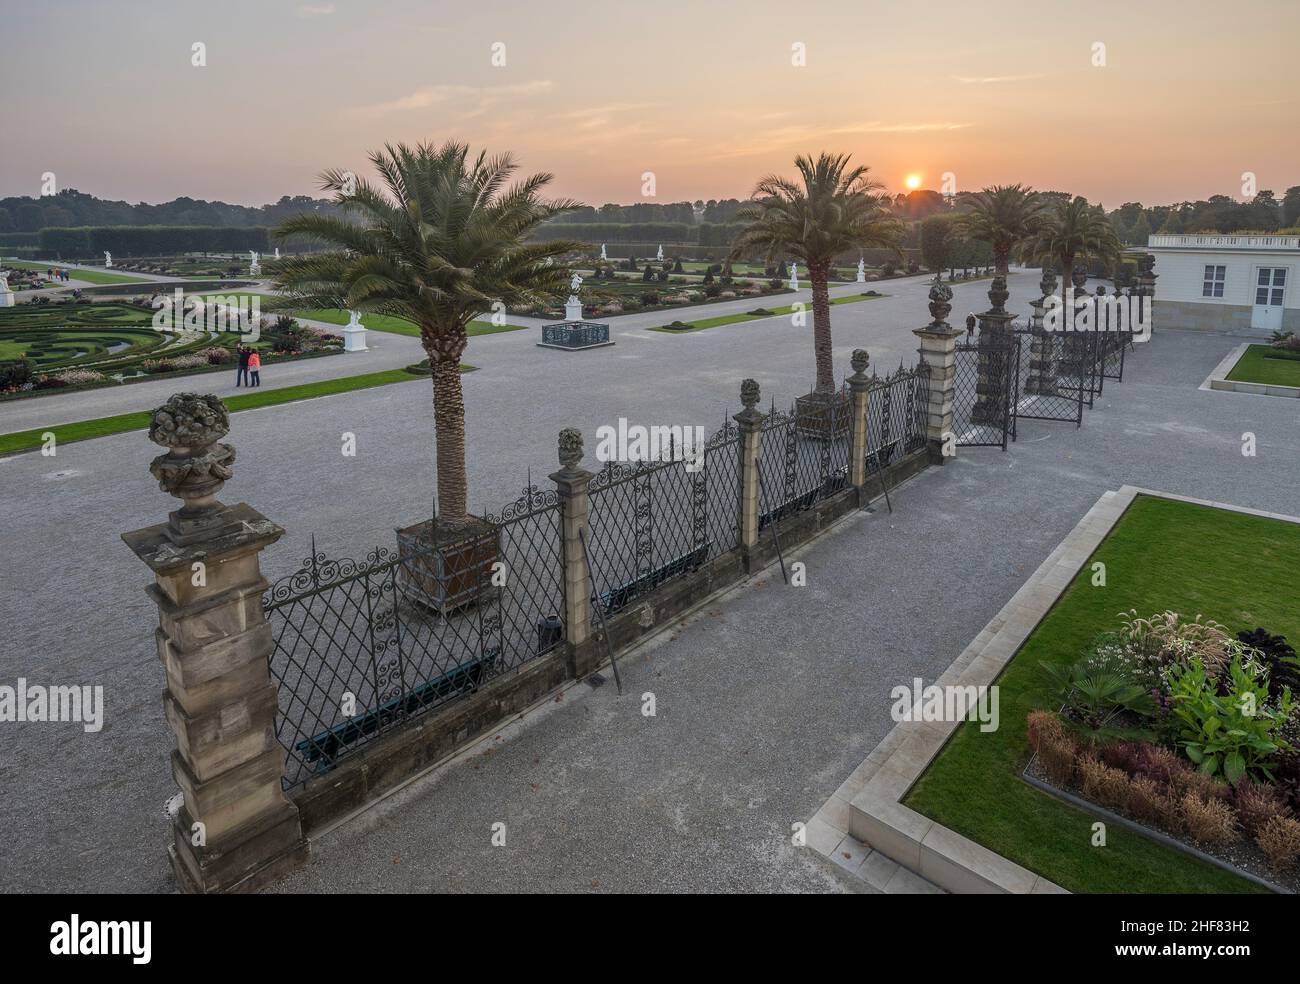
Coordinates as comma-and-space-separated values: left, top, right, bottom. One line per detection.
396, 517, 501, 615
794, 390, 851, 440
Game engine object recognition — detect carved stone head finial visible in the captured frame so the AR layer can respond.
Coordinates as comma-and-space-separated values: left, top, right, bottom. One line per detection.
850, 349, 870, 376
926, 275, 953, 329
147, 394, 236, 520
740, 378, 760, 410
557, 427, 584, 470
987, 275, 1009, 314
1071, 263, 1088, 290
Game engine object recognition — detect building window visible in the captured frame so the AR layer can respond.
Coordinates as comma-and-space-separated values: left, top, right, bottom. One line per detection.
1202, 265, 1226, 297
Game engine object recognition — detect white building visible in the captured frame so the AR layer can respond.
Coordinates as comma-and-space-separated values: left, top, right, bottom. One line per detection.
1146, 234, 1298, 334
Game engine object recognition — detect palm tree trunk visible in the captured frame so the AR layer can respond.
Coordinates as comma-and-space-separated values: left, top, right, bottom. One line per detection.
995, 242, 1010, 278
809, 261, 834, 392
422, 326, 470, 528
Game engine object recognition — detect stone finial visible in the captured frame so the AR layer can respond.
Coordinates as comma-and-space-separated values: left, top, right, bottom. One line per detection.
926, 275, 953, 329
148, 393, 235, 514
740, 378, 760, 410
1038, 265, 1058, 299
1096, 284, 1107, 296
1071, 263, 1088, 290
557, 427, 584, 470
987, 275, 1009, 314
850, 349, 870, 376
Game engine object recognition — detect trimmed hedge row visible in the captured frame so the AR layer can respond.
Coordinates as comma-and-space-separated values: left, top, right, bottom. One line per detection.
38, 226, 271, 258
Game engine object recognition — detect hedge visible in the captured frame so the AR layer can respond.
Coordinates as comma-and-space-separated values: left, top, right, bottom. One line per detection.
37, 226, 271, 258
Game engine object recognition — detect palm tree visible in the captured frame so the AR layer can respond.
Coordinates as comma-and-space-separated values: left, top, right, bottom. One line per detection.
730, 152, 902, 392
954, 183, 1046, 277
272, 141, 581, 529
1020, 196, 1122, 297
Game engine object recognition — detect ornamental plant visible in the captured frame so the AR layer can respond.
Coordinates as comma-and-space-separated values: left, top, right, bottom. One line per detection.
1165, 655, 1295, 785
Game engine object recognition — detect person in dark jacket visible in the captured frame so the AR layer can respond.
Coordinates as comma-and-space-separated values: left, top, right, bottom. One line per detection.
236, 344, 251, 387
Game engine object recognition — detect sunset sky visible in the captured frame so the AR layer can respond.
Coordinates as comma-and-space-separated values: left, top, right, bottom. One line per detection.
4, 0, 1297, 208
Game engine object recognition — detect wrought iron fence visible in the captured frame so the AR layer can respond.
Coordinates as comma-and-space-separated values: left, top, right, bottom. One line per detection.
265, 490, 565, 788
1011, 327, 1085, 427
585, 424, 737, 619
865, 363, 930, 472
757, 390, 852, 527
953, 332, 1018, 450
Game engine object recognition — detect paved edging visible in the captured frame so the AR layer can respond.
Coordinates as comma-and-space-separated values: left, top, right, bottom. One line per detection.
1200, 341, 1300, 398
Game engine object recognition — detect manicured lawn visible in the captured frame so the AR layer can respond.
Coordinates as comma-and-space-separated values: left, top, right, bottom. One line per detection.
904, 495, 1299, 894
1225, 344, 1300, 387
0, 366, 471, 455
4, 260, 145, 285
648, 291, 886, 333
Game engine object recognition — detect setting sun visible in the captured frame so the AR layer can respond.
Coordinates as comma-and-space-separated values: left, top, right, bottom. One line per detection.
904, 174, 922, 190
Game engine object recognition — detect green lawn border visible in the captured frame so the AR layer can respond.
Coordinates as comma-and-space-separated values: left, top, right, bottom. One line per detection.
648, 291, 888, 333
901, 493, 1299, 893
0, 364, 473, 456
3, 260, 146, 286
1225, 343, 1300, 387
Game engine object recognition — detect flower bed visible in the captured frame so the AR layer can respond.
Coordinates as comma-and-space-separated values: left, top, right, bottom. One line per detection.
1025, 610, 1300, 889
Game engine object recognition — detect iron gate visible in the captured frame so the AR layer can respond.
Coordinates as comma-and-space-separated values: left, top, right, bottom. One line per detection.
953, 332, 1017, 450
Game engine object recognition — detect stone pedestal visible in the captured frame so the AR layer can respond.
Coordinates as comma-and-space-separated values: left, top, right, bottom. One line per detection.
551, 428, 594, 657
734, 379, 764, 555
971, 276, 1015, 425
341, 320, 368, 353
912, 277, 960, 463
1024, 267, 1059, 396
564, 297, 583, 322
122, 393, 306, 893
0, 288, 14, 308
848, 350, 871, 490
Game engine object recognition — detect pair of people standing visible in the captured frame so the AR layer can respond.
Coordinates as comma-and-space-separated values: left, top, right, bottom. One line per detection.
235, 344, 262, 387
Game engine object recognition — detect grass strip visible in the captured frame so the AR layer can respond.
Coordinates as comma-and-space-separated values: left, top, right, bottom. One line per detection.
0, 365, 468, 455
1225, 344, 1300, 387
648, 291, 886, 333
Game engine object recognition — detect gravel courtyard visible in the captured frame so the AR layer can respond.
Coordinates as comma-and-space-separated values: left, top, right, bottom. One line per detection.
2, 269, 1295, 892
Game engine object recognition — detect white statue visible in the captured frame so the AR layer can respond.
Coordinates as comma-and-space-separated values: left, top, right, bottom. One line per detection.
0, 271, 9, 290
856, 257, 866, 283
788, 261, 799, 291
103, 251, 113, 268
347, 309, 362, 328
341, 308, 368, 352
570, 271, 583, 295
249, 251, 261, 275
656, 245, 664, 262
0, 271, 13, 308
274, 247, 281, 260
599, 244, 607, 261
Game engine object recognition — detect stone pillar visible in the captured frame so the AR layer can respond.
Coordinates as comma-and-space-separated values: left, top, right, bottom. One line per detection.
734, 378, 765, 552
847, 349, 872, 492
971, 275, 1015, 424
551, 427, 594, 652
912, 277, 961, 464
1135, 254, 1157, 336
121, 393, 306, 894
1025, 266, 1059, 396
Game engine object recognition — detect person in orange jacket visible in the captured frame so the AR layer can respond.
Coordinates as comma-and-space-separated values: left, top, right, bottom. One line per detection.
248, 348, 262, 387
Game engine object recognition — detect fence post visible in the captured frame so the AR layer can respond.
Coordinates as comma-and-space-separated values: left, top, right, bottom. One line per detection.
552, 427, 596, 667
1025, 266, 1059, 395
121, 393, 307, 893
847, 349, 872, 497
912, 278, 961, 464
1135, 254, 1157, 336
734, 378, 765, 566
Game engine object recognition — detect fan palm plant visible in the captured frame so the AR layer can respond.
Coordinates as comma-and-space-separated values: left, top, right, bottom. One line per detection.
730, 153, 903, 392
272, 141, 581, 529
954, 183, 1046, 277
1020, 195, 1122, 295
